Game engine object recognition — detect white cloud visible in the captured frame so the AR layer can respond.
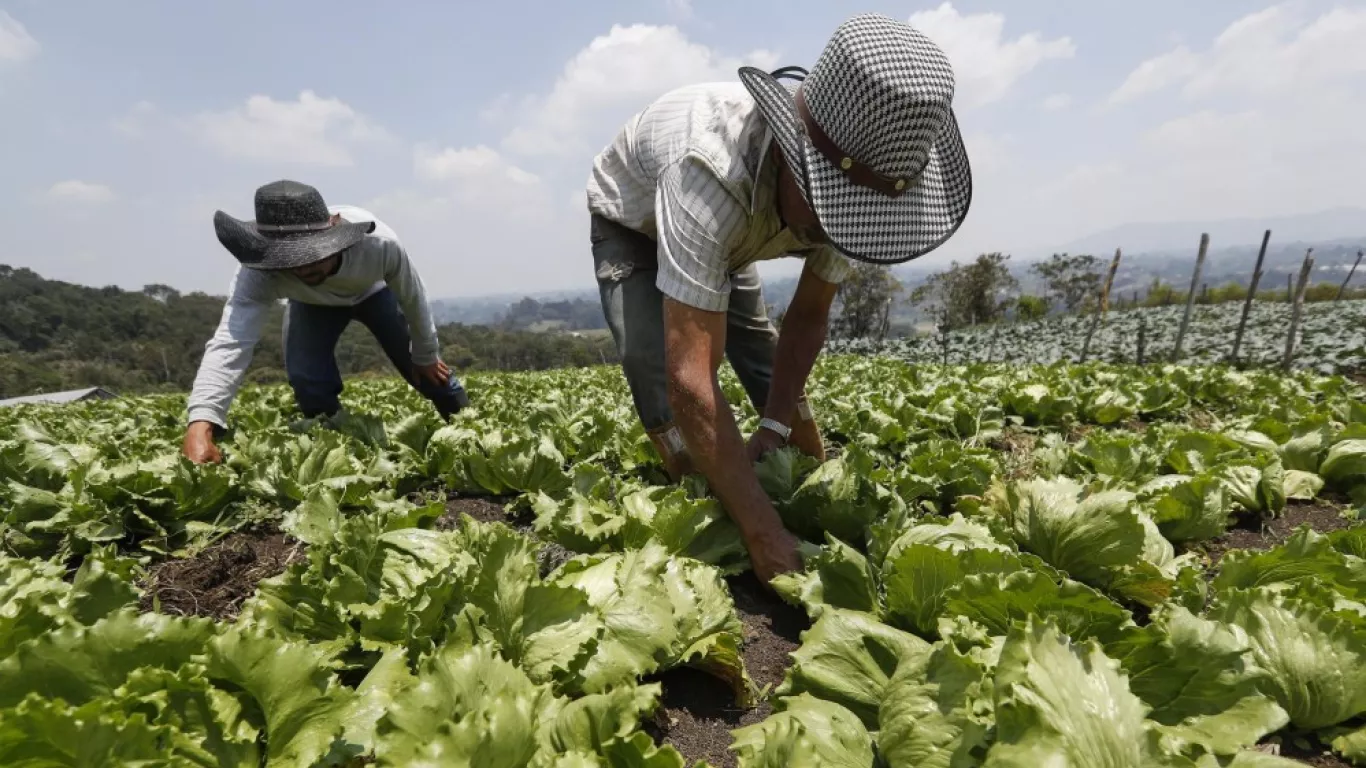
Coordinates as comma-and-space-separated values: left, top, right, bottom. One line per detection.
1185, 5, 1366, 99
414, 144, 540, 187
111, 101, 158, 137
497, 24, 778, 158
187, 90, 390, 167
1110, 4, 1366, 105
320, 23, 782, 296
1042, 93, 1072, 110
46, 180, 116, 204
962, 131, 1013, 175
1041, 6, 1366, 240
0, 11, 39, 63
365, 176, 582, 296
908, 2, 1075, 108
1107, 47, 1200, 106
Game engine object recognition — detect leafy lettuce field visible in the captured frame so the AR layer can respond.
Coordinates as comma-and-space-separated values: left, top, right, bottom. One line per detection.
3, 358, 1366, 766
830, 298, 1366, 374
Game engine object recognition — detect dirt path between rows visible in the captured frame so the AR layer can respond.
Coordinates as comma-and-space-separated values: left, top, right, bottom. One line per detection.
646, 571, 807, 768
1203, 497, 1356, 571
138, 526, 305, 620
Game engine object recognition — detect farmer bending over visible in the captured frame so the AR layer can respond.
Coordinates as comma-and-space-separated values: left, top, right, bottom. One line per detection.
182, 180, 467, 464
585, 14, 972, 583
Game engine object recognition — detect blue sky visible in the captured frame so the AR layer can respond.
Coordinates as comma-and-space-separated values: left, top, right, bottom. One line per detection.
2, 0, 1363, 298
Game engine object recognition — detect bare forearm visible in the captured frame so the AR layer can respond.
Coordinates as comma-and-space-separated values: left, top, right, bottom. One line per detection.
765, 314, 827, 424
669, 371, 785, 539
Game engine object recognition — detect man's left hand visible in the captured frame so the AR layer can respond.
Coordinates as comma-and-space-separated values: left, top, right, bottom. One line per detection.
414, 359, 452, 388
746, 425, 787, 463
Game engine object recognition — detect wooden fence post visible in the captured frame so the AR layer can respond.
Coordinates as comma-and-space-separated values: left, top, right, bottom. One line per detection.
1136, 316, 1147, 365
1172, 233, 1210, 362
1336, 249, 1363, 301
1080, 248, 1123, 363
1230, 229, 1271, 364
938, 318, 950, 367
1282, 248, 1315, 372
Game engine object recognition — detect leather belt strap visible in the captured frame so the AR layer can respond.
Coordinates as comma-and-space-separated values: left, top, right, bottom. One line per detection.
795, 89, 913, 199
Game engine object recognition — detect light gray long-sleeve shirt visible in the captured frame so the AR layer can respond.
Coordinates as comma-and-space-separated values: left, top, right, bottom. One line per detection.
186, 205, 441, 427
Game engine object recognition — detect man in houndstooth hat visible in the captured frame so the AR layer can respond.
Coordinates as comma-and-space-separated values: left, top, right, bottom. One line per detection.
585, 13, 972, 586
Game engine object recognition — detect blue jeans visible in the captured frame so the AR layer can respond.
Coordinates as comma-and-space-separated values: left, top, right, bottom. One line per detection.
590, 214, 778, 430
283, 287, 469, 419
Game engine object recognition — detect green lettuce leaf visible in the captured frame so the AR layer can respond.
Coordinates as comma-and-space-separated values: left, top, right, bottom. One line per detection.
775, 607, 928, 729
984, 618, 1179, 767
1208, 587, 1366, 730
877, 640, 992, 768
731, 694, 876, 768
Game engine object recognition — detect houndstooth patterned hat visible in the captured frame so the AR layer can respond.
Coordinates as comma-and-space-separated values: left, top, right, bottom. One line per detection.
739, 13, 972, 265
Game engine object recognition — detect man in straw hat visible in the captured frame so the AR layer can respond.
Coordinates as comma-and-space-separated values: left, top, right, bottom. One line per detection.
181, 180, 468, 464
585, 13, 971, 583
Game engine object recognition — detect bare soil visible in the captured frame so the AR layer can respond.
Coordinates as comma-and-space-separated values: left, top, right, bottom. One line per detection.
1276, 737, 1354, 768
138, 527, 305, 620
437, 493, 577, 577
648, 571, 807, 768
1203, 497, 1355, 572
990, 427, 1039, 479
436, 495, 512, 527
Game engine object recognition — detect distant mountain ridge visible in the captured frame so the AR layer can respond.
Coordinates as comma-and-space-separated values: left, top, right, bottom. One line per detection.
1052, 207, 1366, 257
430, 209, 1366, 325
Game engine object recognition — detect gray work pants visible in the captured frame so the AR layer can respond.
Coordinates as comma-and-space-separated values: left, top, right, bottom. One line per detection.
590, 213, 779, 430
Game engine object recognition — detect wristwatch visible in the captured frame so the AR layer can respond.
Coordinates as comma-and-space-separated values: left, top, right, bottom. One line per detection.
758, 417, 792, 443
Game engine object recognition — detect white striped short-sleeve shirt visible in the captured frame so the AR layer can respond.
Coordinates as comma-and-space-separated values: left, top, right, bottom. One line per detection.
586, 81, 851, 313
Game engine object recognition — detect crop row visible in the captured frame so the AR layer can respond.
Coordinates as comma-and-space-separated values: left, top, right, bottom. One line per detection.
830, 299, 1366, 374
2, 358, 1365, 764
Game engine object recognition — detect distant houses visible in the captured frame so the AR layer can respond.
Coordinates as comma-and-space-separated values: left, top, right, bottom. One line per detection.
0, 387, 118, 409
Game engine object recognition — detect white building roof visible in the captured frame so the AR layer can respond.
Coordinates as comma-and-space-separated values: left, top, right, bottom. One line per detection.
0, 387, 117, 408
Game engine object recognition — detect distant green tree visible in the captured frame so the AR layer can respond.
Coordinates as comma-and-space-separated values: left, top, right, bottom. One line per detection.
1030, 253, 1102, 313
1142, 279, 1182, 307
1015, 295, 1049, 322
909, 253, 1019, 329
0, 264, 620, 399
830, 262, 903, 339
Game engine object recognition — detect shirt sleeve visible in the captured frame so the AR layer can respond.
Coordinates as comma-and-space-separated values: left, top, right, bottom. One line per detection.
807, 246, 853, 285
654, 157, 749, 313
381, 239, 442, 366
185, 268, 275, 428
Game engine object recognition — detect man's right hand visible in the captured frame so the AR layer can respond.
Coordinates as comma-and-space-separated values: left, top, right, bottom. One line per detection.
746, 526, 804, 586
182, 421, 222, 465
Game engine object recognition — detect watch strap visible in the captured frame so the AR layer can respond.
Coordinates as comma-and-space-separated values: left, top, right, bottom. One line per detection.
759, 417, 792, 442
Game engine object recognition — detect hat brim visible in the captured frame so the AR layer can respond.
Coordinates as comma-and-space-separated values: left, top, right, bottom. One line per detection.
738, 66, 972, 265
213, 211, 376, 270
